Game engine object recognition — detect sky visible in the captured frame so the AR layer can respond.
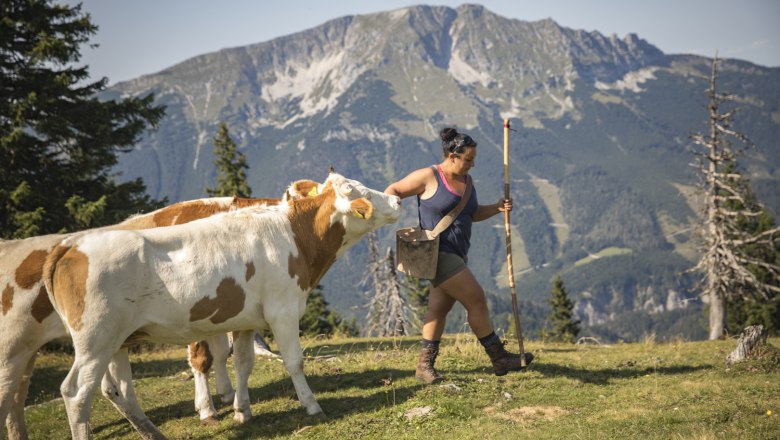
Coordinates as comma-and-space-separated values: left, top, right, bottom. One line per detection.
65, 0, 780, 85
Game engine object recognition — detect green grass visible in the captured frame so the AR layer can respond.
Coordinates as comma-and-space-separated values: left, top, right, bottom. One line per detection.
495, 225, 531, 287
574, 247, 633, 267
527, 175, 569, 252
23, 336, 780, 439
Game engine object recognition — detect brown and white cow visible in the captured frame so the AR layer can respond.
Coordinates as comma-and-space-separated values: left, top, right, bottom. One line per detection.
43, 173, 400, 439
0, 180, 320, 440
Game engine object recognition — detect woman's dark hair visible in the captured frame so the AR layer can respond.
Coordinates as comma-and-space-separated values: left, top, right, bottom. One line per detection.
440, 127, 477, 156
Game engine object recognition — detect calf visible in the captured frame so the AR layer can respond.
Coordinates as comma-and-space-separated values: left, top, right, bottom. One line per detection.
44, 173, 400, 439
0, 180, 320, 439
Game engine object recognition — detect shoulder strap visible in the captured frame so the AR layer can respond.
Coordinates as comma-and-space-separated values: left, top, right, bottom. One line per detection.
430, 176, 472, 237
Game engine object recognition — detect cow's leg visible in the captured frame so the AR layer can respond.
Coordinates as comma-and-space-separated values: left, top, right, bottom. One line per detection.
0, 348, 36, 440
60, 350, 114, 440
5, 351, 36, 440
230, 330, 254, 423
205, 334, 235, 403
268, 318, 323, 416
100, 349, 165, 440
187, 341, 219, 423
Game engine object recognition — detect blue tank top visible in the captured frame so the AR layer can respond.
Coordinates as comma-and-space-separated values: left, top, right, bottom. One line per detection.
417, 165, 479, 259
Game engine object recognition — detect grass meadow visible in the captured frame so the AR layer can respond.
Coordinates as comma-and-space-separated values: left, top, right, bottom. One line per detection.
23, 335, 780, 439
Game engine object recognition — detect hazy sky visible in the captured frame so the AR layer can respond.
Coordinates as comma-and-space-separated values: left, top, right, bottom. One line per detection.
66, 0, 779, 85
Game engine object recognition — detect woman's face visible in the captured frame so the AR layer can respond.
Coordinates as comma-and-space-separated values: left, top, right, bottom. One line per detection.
450, 146, 476, 174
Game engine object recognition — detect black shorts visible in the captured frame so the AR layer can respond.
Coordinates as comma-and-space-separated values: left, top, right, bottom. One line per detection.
432, 252, 467, 287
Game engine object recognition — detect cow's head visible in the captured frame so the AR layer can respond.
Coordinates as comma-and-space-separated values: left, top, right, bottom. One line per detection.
325, 173, 401, 238
285, 173, 401, 291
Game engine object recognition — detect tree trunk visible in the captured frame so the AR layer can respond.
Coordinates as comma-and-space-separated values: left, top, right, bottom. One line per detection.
726, 325, 767, 364
708, 290, 726, 340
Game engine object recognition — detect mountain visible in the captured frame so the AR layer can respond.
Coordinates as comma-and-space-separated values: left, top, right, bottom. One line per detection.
103, 4, 780, 341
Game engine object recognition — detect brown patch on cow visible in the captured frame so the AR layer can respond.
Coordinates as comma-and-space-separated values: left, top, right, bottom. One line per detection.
122, 331, 150, 348
189, 277, 246, 324
189, 341, 214, 373
151, 200, 225, 227
150, 198, 281, 227
2, 284, 13, 315
118, 197, 280, 229
15, 249, 49, 289
46, 245, 89, 331
31, 285, 55, 323
245, 261, 255, 282
231, 197, 280, 209
286, 183, 346, 291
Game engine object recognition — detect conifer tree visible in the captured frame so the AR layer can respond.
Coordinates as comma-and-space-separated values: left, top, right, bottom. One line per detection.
0, 0, 166, 238
206, 123, 251, 197
722, 167, 780, 336
546, 275, 580, 343
299, 286, 358, 338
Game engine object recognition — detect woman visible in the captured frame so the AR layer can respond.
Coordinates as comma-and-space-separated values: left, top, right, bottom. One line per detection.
385, 127, 533, 383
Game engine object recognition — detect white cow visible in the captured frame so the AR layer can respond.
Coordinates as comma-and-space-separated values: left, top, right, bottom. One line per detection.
0, 181, 319, 440
44, 173, 401, 439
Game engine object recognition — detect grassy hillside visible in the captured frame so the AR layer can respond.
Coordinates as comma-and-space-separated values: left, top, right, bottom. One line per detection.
24, 335, 779, 439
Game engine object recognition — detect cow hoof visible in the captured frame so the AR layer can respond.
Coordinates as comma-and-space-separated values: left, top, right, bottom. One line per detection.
233, 410, 251, 424
201, 416, 219, 426
307, 406, 325, 417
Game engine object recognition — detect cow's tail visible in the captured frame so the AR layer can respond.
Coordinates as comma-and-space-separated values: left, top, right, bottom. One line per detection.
42, 244, 72, 311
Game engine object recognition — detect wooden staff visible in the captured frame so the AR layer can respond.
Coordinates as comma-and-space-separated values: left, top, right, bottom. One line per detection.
503, 118, 526, 365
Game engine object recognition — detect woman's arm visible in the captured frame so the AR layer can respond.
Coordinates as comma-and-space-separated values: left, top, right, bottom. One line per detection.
473, 198, 513, 222
384, 167, 434, 199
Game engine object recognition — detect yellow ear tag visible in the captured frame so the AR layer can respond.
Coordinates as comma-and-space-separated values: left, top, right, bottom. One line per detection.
352, 210, 366, 219
307, 187, 319, 196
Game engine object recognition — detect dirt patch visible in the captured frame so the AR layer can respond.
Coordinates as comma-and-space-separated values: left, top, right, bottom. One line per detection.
484, 405, 568, 424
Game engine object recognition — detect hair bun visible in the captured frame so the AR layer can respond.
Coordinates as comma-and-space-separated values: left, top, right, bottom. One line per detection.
439, 127, 458, 143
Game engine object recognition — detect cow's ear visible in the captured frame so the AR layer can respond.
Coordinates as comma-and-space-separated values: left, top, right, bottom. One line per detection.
350, 198, 373, 219
291, 179, 320, 198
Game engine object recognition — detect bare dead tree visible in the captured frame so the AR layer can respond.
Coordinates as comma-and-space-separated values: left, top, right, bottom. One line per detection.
401, 274, 427, 332
363, 232, 388, 336
690, 54, 780, 340
363, 233, 414, 336
384, 247, 414, 336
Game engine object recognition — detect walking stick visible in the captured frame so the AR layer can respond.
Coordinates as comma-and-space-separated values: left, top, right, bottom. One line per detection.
503, 119, 526, 366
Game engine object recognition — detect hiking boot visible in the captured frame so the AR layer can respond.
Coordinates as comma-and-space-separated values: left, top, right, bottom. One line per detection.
483, 339, 533, 376
415, 345, 444, 384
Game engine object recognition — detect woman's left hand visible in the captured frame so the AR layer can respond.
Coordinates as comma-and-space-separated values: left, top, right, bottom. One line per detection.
497, 197, 513, 213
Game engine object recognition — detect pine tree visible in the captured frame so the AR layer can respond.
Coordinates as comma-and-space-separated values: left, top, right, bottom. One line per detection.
546, 275, 580, 343
0, 0, 166, 238
299, 286, 358, 338
723, 167, 780, 336
206, 123, 251, 197
690, 55, 780, 339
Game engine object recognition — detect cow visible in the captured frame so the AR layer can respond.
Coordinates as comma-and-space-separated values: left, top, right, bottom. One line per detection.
43, 173, 401, 439
0, 179, 321, 440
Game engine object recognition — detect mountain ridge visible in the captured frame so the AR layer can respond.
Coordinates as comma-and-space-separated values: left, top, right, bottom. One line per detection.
105, 4, 780, 341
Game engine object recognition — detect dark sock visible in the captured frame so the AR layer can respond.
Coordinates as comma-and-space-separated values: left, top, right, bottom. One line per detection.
478, 331, 500, 347
421, 338, 441, 350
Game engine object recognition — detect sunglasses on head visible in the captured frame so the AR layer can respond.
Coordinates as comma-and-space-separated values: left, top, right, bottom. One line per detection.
449, 135, 476, 153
